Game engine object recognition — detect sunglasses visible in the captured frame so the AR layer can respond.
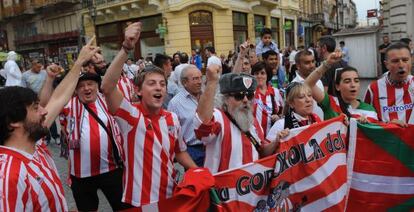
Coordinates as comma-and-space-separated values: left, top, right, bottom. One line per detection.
285, 82, 302, 96
334, 67, 344, 81
229, 91, 255, 101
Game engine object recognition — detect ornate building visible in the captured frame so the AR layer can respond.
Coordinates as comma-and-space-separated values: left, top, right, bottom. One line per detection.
380, 0, 414, 41
297, 0, 357, 47
0, 0, 82, 69
81, 0, 300, 62
1, 0, 304, 64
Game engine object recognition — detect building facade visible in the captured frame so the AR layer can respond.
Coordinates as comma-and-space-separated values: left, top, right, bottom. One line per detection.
1, 0, 305, 65
0, 0, 82, 70
380, 0, 414, 41
81, 0, 300, 62
297, 0, 357, 47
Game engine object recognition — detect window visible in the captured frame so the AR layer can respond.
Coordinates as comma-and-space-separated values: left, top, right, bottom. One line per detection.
271, 17, 280, 46
233, 12, 248, 51
189, 11, 213, 26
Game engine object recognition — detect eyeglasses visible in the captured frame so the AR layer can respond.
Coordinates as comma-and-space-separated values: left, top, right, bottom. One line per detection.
229, 91, 255, 101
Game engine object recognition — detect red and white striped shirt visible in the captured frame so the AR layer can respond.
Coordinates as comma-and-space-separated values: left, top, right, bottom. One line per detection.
253, 85, 284, 136
364, 75, 414, 124
113, 98, 187, 207
118, 74, 135, 103
0, 144, 67, 212
60, 94, 123, 178
194, 109, 267, 174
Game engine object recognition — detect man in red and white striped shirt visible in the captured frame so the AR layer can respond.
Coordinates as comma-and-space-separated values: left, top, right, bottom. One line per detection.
58, 73, 129, 211
194, 65, 279, 174
0, 40, 101, 211
118, 72, 135, 102
365, 42, 413, 126
101, 22, 197, 208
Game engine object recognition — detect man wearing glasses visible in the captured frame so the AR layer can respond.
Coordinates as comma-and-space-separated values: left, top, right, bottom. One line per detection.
365, 42, 413, 126
194, 66, 279, 174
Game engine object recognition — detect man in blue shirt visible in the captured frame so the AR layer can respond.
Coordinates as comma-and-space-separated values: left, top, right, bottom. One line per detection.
256, 28, 279, 58
168, 64, 204, 166
339, 41, 350, 65
189, 49, 202, 70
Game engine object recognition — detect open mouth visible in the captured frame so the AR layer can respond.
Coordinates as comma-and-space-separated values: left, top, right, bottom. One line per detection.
153, 94, 162, 99
349, 89, 357, 94
398, 69, 406, 75
84, 91, 92, 97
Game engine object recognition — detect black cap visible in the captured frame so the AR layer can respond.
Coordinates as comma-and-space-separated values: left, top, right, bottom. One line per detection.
219, 73, 257, 94
78, 72, 101, 84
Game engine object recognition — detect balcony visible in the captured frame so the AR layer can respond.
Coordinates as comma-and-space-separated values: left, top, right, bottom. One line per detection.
309, 13, 324, 23
33, 0, 80, 10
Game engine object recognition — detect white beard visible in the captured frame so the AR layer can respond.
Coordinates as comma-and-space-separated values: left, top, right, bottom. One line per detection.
228, 104, 254, 132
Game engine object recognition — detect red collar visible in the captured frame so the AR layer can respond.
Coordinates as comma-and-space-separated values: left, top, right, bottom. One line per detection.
136, 103, 166, 119
255, 84, 275, 98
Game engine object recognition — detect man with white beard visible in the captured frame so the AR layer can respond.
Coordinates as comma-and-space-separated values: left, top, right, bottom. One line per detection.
194, 64, 279, 173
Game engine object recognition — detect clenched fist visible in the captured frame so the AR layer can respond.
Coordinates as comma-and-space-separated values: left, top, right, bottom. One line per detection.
123, 22, 142, 50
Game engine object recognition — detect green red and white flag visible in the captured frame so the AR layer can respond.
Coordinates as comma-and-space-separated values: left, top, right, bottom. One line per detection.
212, 115, 348, 211
269, 115, 348, 211
346, 120, 414, 211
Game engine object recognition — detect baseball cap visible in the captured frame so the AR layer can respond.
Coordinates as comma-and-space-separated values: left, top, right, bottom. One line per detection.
219, 73, 257, 94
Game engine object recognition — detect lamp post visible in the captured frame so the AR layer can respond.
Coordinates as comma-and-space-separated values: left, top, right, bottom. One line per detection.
87, 0, 97, 37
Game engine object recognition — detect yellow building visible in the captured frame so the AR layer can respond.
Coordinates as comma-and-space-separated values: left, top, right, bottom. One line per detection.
82, 0, 300, 61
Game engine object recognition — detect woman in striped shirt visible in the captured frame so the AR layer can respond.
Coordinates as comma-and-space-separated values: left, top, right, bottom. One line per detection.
305, 52, 378, 123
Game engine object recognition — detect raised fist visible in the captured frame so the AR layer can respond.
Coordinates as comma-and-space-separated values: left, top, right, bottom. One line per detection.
123, 22, 142, 50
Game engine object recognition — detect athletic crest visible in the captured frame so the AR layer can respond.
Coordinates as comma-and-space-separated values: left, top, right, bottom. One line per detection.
243, 77, 253, 89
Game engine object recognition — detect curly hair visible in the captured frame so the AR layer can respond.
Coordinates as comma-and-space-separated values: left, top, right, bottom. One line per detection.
0, 87, 38, 144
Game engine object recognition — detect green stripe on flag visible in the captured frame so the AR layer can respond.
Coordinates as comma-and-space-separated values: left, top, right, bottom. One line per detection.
357, 123, 414, 172
388, 196, 414, 211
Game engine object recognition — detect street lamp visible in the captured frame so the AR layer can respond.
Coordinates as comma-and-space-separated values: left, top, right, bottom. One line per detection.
156, 17, 168, 40
87, 0, 97, 36
255, 21, 264, 33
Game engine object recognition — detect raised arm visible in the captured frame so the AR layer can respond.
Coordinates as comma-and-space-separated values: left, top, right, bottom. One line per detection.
101, 22, 142, 114
197, 64, 220, 123
305, 51, 342, 103
233, 41, 250, 74
44, 37, 100, 128
39, 65, 62, 107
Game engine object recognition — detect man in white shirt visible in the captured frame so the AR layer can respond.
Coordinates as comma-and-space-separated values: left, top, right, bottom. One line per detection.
170, 52, 189, 88
4, 51, 22, 86
291, 50, 324, 119
123, 58, 138, 80
205, 46, 222, 69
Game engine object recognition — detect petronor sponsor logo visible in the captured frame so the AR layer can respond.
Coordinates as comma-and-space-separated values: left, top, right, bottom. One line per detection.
382, 103, 414, 112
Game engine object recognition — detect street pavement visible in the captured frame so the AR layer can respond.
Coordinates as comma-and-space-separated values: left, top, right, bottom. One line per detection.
48, 141, 111, 211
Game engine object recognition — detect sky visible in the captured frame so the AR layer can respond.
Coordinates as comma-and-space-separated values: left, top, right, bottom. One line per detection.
353, 0, 379, 21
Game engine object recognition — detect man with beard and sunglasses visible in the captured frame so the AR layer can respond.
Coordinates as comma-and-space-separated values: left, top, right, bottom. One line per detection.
0, 38, 100, 211
101, 22, 197, 208
194, 64, 279, 173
